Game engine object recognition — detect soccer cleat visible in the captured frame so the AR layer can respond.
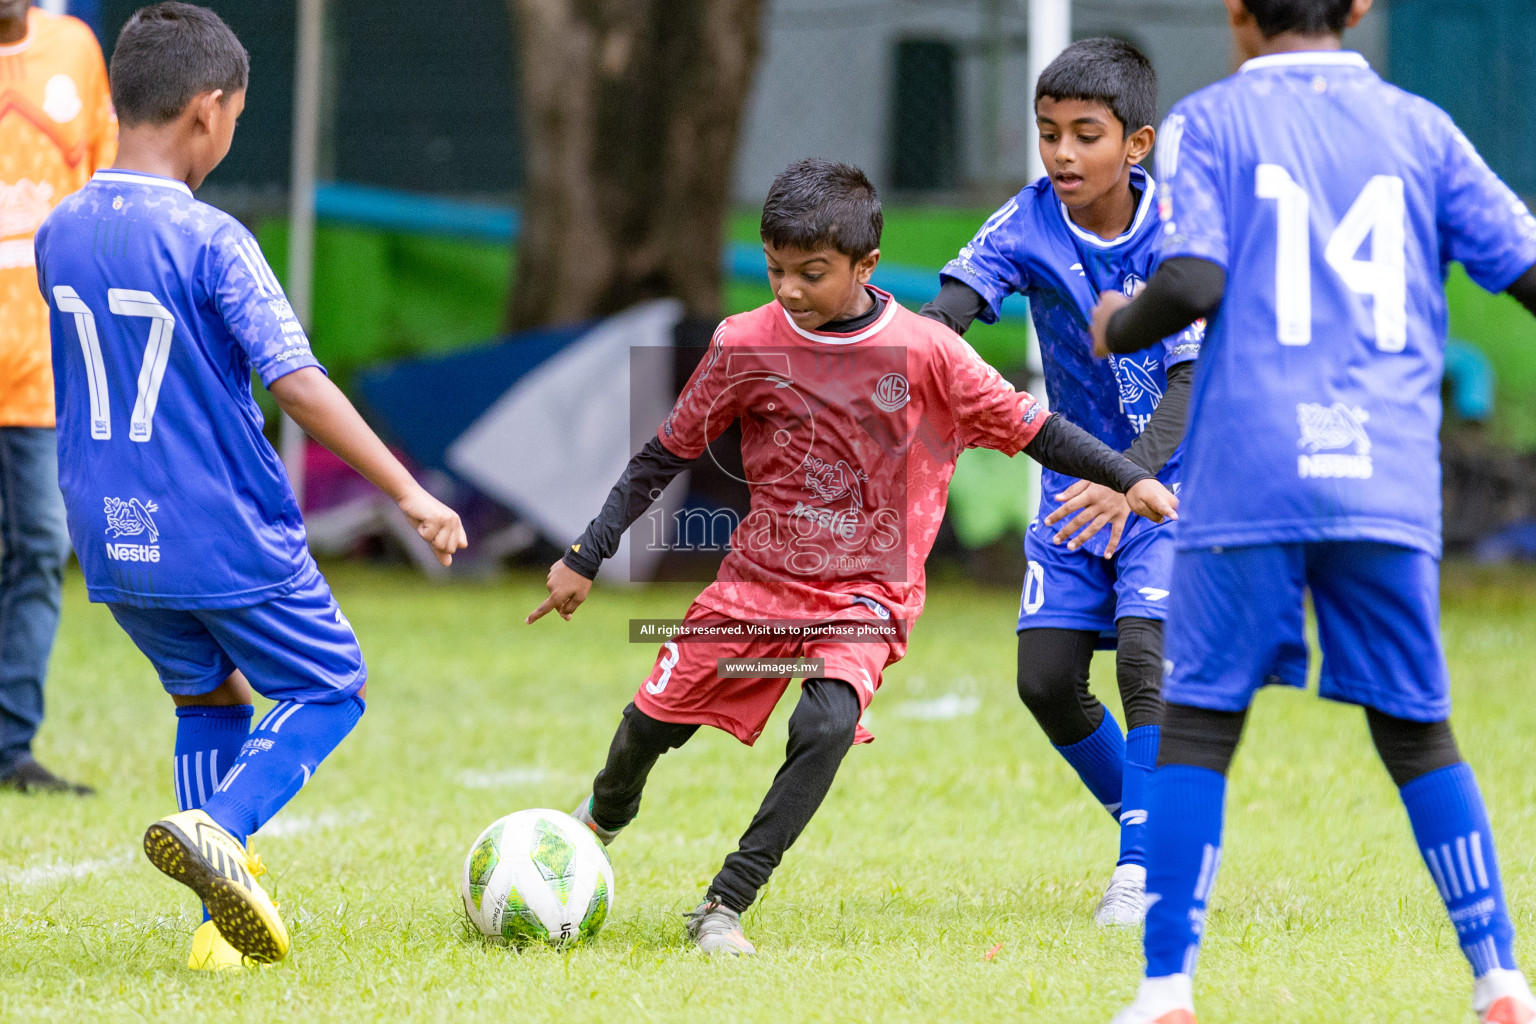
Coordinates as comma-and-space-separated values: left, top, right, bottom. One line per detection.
571, 795, 622, 846
143, 810, 290, 963
1476, 969, 1536, 1024
187, 920, 252, 971
1096, 863, 1148, 927
684, 899, 756, 956
1110, 973, 1197, 1024
0, 757, 94, 795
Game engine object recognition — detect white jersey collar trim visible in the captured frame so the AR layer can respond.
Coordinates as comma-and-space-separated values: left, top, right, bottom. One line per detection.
1057, 165, 1156, 250
779, 285, 899, 345
0, 34, 31, 56
93, 170, 195, 197
1240, 50, 1369, 73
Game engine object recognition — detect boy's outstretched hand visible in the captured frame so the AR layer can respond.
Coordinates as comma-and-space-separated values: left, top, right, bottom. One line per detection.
1045, 480, 1133, 556
527, 559, 593, 624
398, 487, 468, 566
1126, 478, 1179, 524
1089, 290, 1132, 358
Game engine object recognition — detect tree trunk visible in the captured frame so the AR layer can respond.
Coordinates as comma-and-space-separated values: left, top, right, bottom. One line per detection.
505, 0, 763, 330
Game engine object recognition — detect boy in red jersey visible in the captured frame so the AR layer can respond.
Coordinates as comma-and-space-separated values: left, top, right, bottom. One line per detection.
528, 159, 1177, 954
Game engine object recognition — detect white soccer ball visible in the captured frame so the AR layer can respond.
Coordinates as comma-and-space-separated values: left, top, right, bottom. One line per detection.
460, 808, 615, 945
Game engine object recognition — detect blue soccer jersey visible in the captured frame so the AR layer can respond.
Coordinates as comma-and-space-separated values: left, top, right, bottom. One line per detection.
35, 169, 322, 608
1157, 50, 1536, 557
942, 165, 1202, 557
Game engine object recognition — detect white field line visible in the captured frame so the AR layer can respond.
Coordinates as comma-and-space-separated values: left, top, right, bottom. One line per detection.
893, 693, 982, 721
256, 809, 370, 838
1, 811, 367, 891
1, 852, 135, 889
458, 767, 550, 790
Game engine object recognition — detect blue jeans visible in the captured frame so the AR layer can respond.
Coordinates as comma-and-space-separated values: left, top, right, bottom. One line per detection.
0, 427, 72, 776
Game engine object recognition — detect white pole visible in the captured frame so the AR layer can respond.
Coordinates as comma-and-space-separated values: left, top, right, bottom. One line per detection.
1025, 1, 1070, 515
1027, 0, 1072, 182
981, 0, 1004, 186
284, 0, 324, 508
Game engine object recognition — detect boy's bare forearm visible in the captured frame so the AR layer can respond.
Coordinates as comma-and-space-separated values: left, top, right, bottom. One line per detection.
268, 367, 417, 501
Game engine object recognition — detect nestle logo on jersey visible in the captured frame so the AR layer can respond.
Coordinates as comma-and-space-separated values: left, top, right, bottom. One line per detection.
103, 496, 162, 562
1296, 402, 1372, 479
106, 543, 161, 562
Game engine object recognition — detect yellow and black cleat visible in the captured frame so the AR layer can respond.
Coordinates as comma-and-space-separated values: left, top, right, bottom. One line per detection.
187, 919, 257, 971
144, 810, 290, 963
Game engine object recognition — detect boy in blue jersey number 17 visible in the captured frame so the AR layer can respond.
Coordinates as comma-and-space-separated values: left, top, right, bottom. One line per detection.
1090, 1, 1536, 1022
34, 4, 466, 970
922, 39, 1201, 927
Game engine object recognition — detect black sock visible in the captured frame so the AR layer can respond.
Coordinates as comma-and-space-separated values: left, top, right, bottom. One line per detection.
707, 678, 861, 913
589, 703, 698, 832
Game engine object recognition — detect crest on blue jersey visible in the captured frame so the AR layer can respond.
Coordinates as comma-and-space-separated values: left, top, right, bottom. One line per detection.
1297, 402, 1371, 455
1112, 353, 1165, 410
104, 497, 160, 542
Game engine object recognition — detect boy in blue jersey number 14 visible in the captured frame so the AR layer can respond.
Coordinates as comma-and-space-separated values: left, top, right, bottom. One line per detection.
1090, 1, 1536, 1022
34, 4, 466, 970
922, 39, 1201, 927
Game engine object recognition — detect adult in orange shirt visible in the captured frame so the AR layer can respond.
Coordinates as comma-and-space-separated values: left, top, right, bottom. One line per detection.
0, 0, 115, 793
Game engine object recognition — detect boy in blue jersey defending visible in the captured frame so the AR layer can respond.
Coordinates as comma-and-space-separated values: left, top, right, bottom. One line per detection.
34, 4, 466, 969
922, 38, 1201, 927
1088, 1, 1536, 1021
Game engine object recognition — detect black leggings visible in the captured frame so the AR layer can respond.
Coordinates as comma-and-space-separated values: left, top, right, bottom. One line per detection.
1016, 617, 1164, 746
589, 678, 862, 913
1156, 701, 1462, 786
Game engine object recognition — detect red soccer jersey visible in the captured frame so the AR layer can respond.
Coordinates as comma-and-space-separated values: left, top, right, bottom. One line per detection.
658, 288, 1049, 628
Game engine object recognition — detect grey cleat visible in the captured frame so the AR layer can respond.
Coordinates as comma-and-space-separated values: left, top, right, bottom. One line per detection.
570, 795, 622, 846
1094, 863, 1148, 927
684, 899, 756, 956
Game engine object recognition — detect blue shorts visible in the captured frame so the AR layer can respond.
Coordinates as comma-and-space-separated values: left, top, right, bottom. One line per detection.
1163, 541, 1449, 721
1017, 517, 1176, 640
108, 565, 367, 703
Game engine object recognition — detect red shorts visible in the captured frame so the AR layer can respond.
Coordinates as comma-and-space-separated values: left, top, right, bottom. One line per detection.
632, 599, 905, 746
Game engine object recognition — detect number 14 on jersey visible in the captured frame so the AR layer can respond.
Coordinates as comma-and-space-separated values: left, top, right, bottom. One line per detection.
1255, 165, 1407, 352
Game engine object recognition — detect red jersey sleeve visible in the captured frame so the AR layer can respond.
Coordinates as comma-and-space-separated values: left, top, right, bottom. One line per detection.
657, 322, 740, 458
936, 330, 1049, 456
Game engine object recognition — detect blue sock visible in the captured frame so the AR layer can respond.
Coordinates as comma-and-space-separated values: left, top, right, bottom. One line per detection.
1054, 711, 1125, 820
173, 704, 252, 920
173, 704, 253, 812
1118, 725, 1159, 868
1400, 763, 1517, 976
1143, 763, 1226, 978
200, 696, 365, 844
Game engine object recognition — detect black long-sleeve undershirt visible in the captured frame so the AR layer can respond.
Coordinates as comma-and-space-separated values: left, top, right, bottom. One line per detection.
562, 437, 693, 579
1024, 414, 1153, 494
1507, 263, 1536, 317
1105, 256, 1227, 355
1125, 359, 1193, 474
919, 278, 990, 336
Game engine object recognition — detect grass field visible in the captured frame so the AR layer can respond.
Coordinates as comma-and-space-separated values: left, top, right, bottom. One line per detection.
4, 563, 1536, 1022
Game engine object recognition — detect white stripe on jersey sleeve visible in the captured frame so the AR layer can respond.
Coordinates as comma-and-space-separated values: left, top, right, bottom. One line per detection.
232, 239, 274, 296
235, 237, 284, 296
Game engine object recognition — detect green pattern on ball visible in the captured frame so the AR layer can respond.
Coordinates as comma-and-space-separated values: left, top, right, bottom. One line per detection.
579, 875, 609, 939
466, 822, 503, 912
530, 818, 576, 903
498, 882, 548, 943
